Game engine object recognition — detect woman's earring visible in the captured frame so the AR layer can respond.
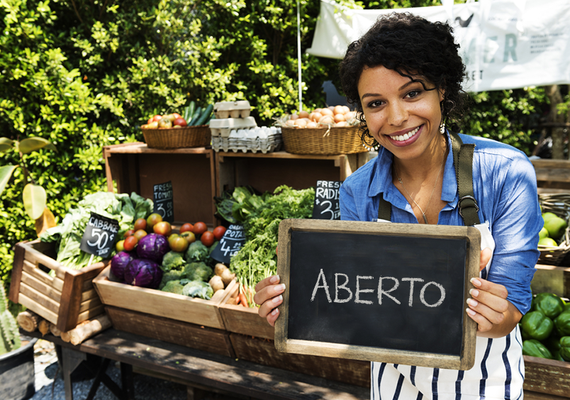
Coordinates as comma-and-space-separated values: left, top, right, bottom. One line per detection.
439, 122, 446, 135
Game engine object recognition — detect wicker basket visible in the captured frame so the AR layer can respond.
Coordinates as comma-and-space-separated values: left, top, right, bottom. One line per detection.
538, 193, 570, 266
142, 125, 211, 149
281, 126, 368, 155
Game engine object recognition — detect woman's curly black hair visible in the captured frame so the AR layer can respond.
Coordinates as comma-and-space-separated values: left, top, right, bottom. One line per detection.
339, 12, 468, 147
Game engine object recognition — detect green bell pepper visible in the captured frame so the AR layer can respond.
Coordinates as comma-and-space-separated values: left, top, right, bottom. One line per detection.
554, 309, 570, 337
560, 336, 570, 361
532, 292, 566, 319
521, 310, 554, 341
523, 339, 553, 359
543, 336, 565, 361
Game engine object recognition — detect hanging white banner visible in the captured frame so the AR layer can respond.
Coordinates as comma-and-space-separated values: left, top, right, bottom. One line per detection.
306, 0, 570, 92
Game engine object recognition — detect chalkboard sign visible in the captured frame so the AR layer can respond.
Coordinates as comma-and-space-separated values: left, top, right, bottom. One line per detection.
80, 212, 120, 259
275, 219, 480, 370
210, 224, 247, 264
153, 181, 174, 223
312, 180, 342, 220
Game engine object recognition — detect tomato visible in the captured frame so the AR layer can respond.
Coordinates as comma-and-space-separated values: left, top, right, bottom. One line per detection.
146, 213, 163, 231
172, 113, 182, 119
151, 115, 162, 122
213, 226, 227, 241
133, 229, 147, 240
181, 231, 196, 244
123, 236, 138, 252
134, 218, 147, 231
200, 231, 215, 247
180, 223, 194, 234
153, 221, 172, 236
116, 240, 125, 252
170, 236, 189, 253
193, 221, 207, 235
123, 229, 135, 238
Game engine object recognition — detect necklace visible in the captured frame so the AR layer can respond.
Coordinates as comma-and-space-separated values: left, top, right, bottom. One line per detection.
396, 155, 445, 224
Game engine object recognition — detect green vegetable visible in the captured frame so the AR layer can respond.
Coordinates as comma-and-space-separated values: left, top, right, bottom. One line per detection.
554, 309, 570, 336
184, 101, 195, 122
185, 241, 210, 263
182, 280, 213, 300
159, 270, 184, 289
183, 262, 212, 282
522, 339, 553, 359
194, 104, 213, 126
40, 192, 153, 269
560, 336, 570, 361
532, 292, 566, 319
161, 280, 184, 295
521, 310, 554, 341
189, 106, 202, 126
161, 251, 187, 272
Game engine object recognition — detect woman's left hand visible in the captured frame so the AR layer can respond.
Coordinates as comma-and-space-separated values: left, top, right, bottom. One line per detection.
466, 248, 522, 338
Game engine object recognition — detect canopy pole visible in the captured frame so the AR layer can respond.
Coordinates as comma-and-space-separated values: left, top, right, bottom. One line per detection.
297, 0, 303, 112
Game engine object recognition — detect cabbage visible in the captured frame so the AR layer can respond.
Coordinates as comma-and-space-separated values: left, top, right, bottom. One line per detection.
110, 251, 134, 281
136, 233, 170, 263
124, 258, 163, 289
183, 262, 212, 282
182, 280, 213, 300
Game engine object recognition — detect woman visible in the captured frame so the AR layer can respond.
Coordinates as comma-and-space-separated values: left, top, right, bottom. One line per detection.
255, 12, 542, 399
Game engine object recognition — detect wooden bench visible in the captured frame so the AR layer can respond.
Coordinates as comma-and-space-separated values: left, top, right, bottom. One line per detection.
26, 328, 368, 400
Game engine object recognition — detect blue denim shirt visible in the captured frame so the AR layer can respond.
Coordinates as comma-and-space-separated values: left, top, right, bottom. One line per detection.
340, 132, 541, 314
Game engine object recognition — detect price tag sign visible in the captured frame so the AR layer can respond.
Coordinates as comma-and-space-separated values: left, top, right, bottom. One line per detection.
210, 224, 247, 264
312, 180, 342, 220
153, 181, 174, 223
80, 212, 120, 259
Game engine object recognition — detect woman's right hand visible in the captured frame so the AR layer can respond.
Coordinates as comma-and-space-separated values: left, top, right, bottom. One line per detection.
254, 275, 286, 327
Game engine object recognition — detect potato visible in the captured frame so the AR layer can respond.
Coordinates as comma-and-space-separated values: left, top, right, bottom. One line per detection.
214, 263, 229, 276
209, 275, 225, 292
221, 268, 236, 286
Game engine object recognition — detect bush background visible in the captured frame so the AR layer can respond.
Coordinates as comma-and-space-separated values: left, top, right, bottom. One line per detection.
0, 0, 554, 285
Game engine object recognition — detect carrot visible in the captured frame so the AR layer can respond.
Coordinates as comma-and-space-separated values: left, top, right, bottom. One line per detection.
238, 292, 248, 307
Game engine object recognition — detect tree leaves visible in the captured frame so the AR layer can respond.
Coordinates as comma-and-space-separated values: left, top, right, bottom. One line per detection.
23, 183, 47, 220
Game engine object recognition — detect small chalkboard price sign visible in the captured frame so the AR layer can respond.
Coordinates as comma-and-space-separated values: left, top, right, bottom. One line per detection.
275, 219, 481, 370
312, 180, 342, 220
80, 212, 120, 259
153, 181, 174, 223
210, 224, 247, 264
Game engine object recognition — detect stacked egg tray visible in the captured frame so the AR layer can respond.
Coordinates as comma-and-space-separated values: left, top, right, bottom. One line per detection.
213, 100, 251, 119
212, 126, 282, 153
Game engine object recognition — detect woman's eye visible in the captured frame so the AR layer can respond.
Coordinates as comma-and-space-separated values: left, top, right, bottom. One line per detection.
368, 100, 384, 108
406, 90, 422, 99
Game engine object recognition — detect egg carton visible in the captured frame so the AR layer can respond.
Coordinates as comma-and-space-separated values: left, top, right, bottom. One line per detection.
213, 101, 251, 119
212, 126, 282, 153
209, 116, 257, 137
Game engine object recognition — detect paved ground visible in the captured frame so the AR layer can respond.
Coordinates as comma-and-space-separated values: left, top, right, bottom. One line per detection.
30, 339, 243, 400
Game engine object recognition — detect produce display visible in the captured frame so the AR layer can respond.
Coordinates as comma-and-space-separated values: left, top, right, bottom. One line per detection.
215, 185, 315, 306
110, 212, 228, 300
538, 211, 568, 248
140, 101, 214, 130
520, 292, 570, 361
275, 105, 359, 128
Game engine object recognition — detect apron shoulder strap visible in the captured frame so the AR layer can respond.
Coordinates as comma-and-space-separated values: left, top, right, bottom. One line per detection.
377, 132, 481, 226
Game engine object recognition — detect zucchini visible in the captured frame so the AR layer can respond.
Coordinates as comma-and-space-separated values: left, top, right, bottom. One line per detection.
194, 104, 214, 126
189, 106, 202, 126
184, 101, 195, 122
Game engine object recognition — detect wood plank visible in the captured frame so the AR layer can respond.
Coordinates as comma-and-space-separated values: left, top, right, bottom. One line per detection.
78, 296, 102, 314
22, 260, 63, 291
219, 303, 275, 340
19, 282, 60, 315
18, 292, 59, 324
20, 270, 62, 303
76, 304, 105, 324
27, 328, 369, 400
80, 288, 99, 302
105, 306, 235, 358
104, 143, 211, 155
524, 391, 569, 400
8, 242, 26, 303
56, 269, 85, 331
20, 241, 67, 279
531, 264, 570, 298
230, 333, 371, 388
523, 356, 570, 398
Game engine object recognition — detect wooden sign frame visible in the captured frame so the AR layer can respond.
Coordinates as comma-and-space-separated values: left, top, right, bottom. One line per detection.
275, 219, 481, 371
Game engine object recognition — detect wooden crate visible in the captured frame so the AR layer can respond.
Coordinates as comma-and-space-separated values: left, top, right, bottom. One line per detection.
531, 264, 570, 298
219, 301, 370, 388
8, 240, 107, 332
524, 356, 570, 399
215, 151, 373, 197
103, 143, 217, 227
104, 306, 235, 358
532, 159, 570, 192
93, 266, 238, 330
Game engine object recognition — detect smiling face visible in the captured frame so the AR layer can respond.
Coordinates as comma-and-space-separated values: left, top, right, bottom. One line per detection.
358, 66, 445, 163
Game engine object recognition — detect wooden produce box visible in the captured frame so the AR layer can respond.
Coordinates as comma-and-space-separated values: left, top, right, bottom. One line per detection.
215, 151, 373, 197
103, 143, 217, 227
531, 264, 570, 298
523, 356, 570, 399
218, 302, 370, 388
532, 159, 570, 192
9, 240, 107, 332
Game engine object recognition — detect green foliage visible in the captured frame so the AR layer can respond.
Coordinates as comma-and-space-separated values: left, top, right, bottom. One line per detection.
0, 280, 21, 355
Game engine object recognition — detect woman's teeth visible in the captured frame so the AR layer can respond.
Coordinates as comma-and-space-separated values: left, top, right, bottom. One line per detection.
392, 126, 420, 142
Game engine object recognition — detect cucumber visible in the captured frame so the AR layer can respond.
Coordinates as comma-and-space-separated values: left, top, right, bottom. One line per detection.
194, 104, 214, 126
184, 101, 195, 122
189, 106, 202, 126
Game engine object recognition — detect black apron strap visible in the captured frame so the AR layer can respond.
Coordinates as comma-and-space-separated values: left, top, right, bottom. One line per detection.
377, 132, 480, 226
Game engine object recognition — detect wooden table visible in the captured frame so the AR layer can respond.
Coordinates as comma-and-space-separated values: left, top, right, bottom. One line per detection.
26, 328, 368, 400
